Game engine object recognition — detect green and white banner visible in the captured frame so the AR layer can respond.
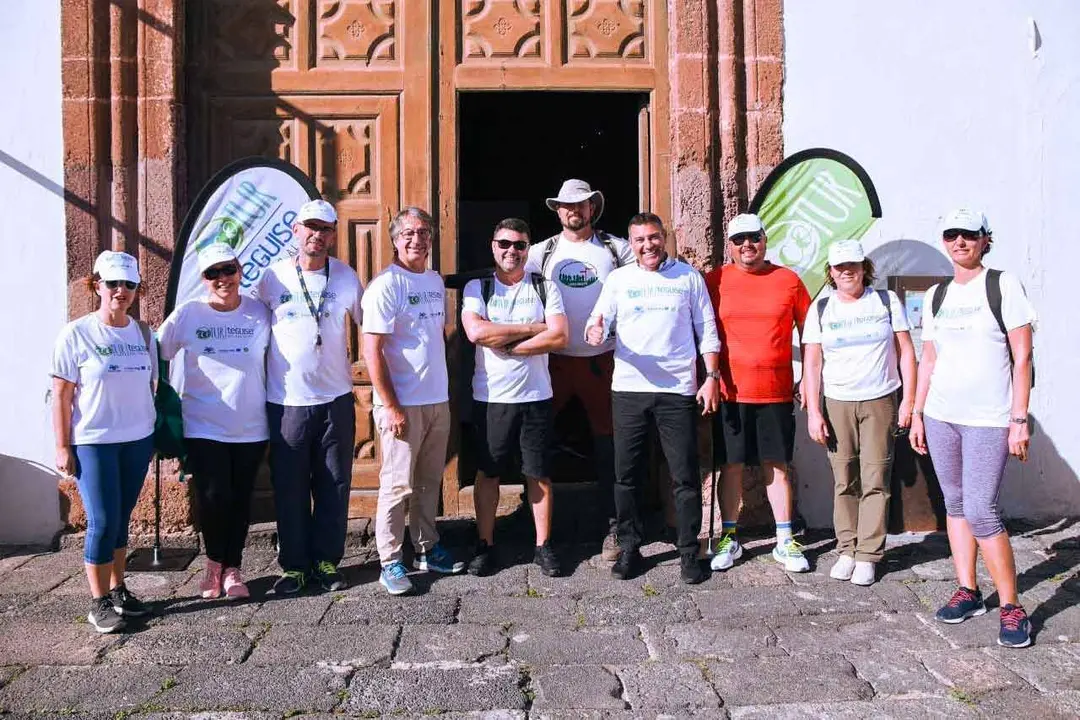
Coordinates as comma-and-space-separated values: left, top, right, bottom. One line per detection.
750, 148, 882, 297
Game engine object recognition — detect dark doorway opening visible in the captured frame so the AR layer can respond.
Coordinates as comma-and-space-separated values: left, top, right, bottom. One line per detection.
454, 91, 647, 488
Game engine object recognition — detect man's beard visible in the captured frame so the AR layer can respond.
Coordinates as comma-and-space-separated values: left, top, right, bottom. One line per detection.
562, 215, 586, 231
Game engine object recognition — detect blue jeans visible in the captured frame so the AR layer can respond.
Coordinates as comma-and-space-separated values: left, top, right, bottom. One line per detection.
73, 435, 154, 564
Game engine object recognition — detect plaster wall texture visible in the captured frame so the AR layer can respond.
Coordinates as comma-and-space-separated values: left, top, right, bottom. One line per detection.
784, 0, 1080, 526
0, 1, 66, 544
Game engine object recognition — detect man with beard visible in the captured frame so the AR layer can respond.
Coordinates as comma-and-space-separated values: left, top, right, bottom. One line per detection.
526, 179, 633, 560
586, 213, 721, 584
256, 199, 364, 594
461, 218, 569, 576
704, 213, 812, 574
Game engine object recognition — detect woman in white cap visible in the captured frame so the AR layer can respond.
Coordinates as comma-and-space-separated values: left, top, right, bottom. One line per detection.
158, 243, 271, 600
909, 209, 1037, 648
51, 251, 158, 632
803, 240, 916, 587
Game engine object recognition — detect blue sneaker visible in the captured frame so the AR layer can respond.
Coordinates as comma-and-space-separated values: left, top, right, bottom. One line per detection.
413, 543, 465, 574
379, 561, 413, 596
998, 604, 1032, 648
935, 586, 987, 624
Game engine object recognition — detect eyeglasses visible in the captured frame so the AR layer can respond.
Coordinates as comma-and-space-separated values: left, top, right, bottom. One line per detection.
103, 280, 138, 290
399, 228, 432, 239
302, 222, 335, 234
495, 239, 528, 251
942, 229, 985, 242
730, 233, 764, 246
203, 264, 239, 280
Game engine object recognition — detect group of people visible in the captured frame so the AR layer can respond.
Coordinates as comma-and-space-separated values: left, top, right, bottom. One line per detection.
52, 180, 1037, 649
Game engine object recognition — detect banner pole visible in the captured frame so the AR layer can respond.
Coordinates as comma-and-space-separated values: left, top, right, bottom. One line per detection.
152, 455, 162, 568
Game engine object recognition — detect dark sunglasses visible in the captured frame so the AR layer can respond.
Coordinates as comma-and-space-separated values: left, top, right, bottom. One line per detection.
203, 264, 239, 280
495, 239, 528, 251
942, 229, 985, 242
730, 233, 764, 246
103, 280, 138, 290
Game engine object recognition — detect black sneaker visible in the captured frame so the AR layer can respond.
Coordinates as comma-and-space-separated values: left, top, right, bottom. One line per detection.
680, 553, 706, 585
998, 604, 1033, 648
935, 586, 987, 624
611, 548, 643, 580
534, 542, 561, 578
88, 596, 126, 633
273, 570, 307, 595
467, 540, 496, 577
312, 561, 347, 591
109, 583, 150, 618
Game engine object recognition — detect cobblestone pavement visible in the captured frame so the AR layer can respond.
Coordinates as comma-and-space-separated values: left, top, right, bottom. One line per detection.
1, 516, 1078, 719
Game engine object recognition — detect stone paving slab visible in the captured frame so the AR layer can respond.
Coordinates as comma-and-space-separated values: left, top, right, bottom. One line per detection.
0, 620, 118, 665
247, 594, 334, 625
139, 713, 278, 720
321, 594, 459, 625
148, 595, 261, 627
526, 565, 646, 598
846, 650, 947, 698
0, 665, 21, 690
0, 552, 82, 597
919, 647, 1030, 694
580, 593, 700, 625
614, 662, 722, 711
727, 696, 981, 719
971, 688, 1080, 719
0, 664, 173, 713
395, 624, 508, 665
247, 624, 398, 669
159, 663, 348, 713
507, 626, 649, 665
346, 665, 526, 714
411, 565, 531, 597
705, 655, 874, 706
770, 611, 951, 656
693, 586, 801, 621
103, 624, 257, 665
458, 594, 579, 628
982, 643, 1080, 692
531, 665, 627, 710
661, 620, 784, 660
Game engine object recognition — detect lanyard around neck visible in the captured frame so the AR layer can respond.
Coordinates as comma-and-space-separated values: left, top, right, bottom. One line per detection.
295, 258, 330, 347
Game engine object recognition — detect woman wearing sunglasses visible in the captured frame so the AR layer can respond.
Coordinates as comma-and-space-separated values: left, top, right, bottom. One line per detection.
802, 240, 916, 587
51, 251, 157, 632
157, 243, 271, 600
909, 209, 1037, 648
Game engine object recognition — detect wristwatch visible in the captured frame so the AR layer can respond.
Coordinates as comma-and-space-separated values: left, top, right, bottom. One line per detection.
705, 369, 722, 381
1010, 417, 1028, 425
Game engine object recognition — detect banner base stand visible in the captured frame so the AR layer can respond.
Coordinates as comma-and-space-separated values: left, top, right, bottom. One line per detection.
127, 546, 197, 572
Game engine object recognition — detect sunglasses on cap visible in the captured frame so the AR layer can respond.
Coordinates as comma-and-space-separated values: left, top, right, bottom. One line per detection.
203, 264, 239, 280
942, 228, 985, 242
494, 239, 528, 251
103, 280, 138, 290
730, 233, 764, 246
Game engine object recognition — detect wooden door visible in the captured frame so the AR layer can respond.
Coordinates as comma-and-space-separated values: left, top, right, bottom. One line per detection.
186, 0, 432, 518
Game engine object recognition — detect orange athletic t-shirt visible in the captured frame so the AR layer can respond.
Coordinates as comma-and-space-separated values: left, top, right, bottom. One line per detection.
704, 262, 812, 403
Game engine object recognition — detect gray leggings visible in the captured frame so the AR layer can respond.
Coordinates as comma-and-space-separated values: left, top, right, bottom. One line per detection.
923, 416, 1010, 538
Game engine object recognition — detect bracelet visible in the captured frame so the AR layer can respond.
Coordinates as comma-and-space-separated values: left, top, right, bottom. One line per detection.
1010, 417, 1028, 425
912, 409, 924, 416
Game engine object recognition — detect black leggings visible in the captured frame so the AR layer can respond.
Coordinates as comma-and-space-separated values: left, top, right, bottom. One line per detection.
186, 439, 267, 568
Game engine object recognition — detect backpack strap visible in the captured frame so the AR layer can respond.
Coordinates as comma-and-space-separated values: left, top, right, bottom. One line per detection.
135, 319, 159, 387
930, 278, 953, 318
529, 272, 547, 309
985, 269, 1009, 342
480, 274, 495, 308
875, 289, 893, 330
596, 230, 625, 269
815, 295, 830, 334
539, 235, 559, 275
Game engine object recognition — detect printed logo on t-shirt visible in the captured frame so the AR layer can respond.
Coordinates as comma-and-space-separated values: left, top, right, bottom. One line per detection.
558, 261, 598, 289
408, 290, 443, 306
195, 325, 257, 340
279, 291, 293, 305
94, 342, 149, 357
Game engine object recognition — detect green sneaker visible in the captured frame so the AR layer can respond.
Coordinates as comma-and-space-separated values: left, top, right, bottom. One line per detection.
773, 539, 810, 573
312, 561, 347, 591
709, 533, 743, 571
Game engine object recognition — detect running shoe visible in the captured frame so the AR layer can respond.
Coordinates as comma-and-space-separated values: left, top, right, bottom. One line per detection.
934, 586, 987, 624
413, 543, 465, 574
773, 539, 810, 573
200, 559, 223, 599
709, 533, 743, 571
380, 561, 413, 595
88, 596, 126, 634
312, 561, 347, 591
109, 583, 150, 617
998, 604, 1032, 648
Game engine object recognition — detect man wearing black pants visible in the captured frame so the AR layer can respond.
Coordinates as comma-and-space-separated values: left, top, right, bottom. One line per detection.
585, 213, 721, 583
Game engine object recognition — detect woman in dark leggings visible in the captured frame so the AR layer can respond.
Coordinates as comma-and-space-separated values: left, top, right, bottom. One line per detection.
158, 243, 270, 599
909, 208, 1036, 648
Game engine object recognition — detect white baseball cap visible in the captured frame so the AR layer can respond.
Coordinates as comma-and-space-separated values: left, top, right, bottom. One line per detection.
93, 250, 140, 284
828, 240, 866, 266
296, 199, 338, 225
940, 208, 991, 236
727, 213, 765, 239
197, 242, 239, 273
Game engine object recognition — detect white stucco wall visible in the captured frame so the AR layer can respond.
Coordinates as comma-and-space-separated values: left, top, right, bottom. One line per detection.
0, 1, 66, 545
784, 0, 1080, 527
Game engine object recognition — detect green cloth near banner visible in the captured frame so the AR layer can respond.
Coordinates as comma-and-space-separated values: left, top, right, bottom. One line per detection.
752, 150, 881, 297
153, 358, 186, 474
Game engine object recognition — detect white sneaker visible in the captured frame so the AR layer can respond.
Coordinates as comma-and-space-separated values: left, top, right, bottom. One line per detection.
850, 560, 876, 586
772, 539, 810, 573
829, 554, 855, 581
709, 534, 743, 571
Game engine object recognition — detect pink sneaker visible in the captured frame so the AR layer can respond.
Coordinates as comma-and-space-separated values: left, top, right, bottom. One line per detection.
200, 559, 223, 599
222, 567, 250, 600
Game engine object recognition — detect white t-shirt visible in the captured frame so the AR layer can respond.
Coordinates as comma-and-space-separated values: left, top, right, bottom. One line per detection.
525, 232, 633, 357
587, 258, 721, 396
51, 314, 157, 445
462, 274, 566, 404
801, 288, 911, 402
923, 269, 1037, 427
361, 264, 449, 407
255, 257, 364, 407
157, 297, 271, 442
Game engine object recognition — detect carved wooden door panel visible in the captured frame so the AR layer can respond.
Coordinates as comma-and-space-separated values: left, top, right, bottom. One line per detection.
187, 0, 431, 519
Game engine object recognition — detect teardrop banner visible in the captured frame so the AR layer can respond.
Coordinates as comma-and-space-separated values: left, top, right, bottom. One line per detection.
166, 156, 321, 315
749, 148, 882, 297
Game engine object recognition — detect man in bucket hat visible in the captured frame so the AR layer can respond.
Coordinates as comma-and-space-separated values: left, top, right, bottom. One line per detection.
525, 179, 633, 560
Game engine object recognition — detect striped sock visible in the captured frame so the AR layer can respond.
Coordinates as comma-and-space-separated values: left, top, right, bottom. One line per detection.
776, 522, 793, 545
721, 521, 737, 537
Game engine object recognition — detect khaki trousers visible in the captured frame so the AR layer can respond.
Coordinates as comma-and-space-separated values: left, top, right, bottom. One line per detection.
374, 402, 451, 565
824, 394, 897, 562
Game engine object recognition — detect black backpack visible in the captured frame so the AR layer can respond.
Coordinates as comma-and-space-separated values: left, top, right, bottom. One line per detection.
480, 272, 548, 308
538, 230, 626, 275
930, 269, 1035, 387
815, 289, 893, 334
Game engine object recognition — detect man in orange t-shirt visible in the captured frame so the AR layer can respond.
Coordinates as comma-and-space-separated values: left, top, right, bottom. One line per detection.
703, 213, 812, 574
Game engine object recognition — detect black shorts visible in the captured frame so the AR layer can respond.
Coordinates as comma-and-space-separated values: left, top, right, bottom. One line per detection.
472, 399, 553, 480
713, 401, 795, 466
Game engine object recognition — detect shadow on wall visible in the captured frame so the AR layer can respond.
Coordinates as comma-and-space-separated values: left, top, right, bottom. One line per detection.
867, 238, 953, 280
0, 454, 62, 547
1005, 416, 1080, 522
